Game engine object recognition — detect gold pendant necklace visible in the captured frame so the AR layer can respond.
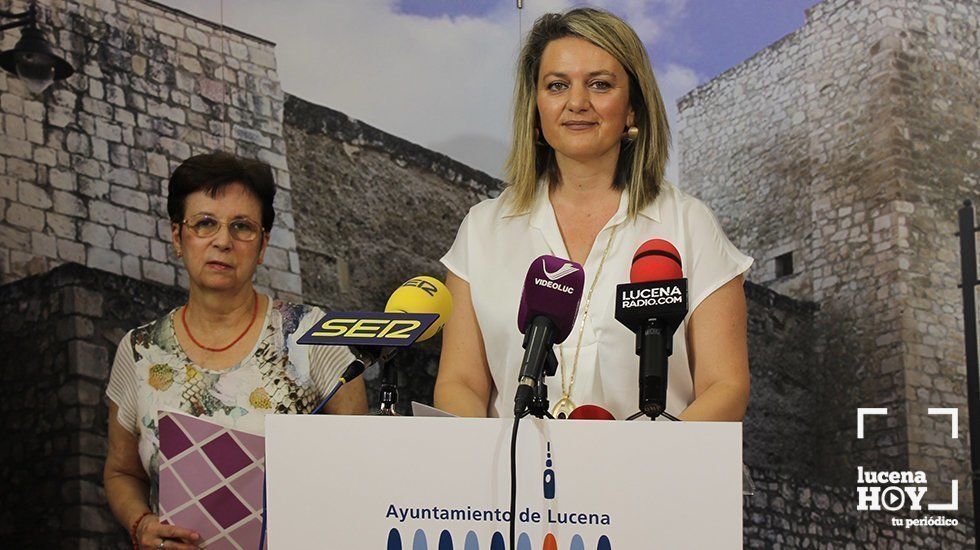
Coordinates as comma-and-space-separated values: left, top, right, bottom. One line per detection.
552, 396, 576, 420
551, 224, 619, 419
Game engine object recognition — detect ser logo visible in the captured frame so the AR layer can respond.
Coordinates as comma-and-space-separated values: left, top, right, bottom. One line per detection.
297, 311, 438, 347
400, 277, 438, 297
855, 408, 958, 513
313, 318, 420, 339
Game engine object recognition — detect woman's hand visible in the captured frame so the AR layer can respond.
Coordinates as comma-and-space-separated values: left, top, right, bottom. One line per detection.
104, 403, 204, 549
135, 514, 202, 549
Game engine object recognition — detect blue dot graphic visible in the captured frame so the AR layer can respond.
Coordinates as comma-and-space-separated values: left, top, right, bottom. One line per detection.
569, 534, 585, 550
517, 532, 532, 550
490, 532, 505, 550
597, 535, 612, 550
439, 529, 454, 550
387, 528, 402, 550
464, 530, 479, 550
413, 529, 428, 550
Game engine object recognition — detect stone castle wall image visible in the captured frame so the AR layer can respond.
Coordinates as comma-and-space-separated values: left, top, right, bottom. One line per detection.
0, 0, 302, 299
678, 0, 979, 513
0, 0, 977, 547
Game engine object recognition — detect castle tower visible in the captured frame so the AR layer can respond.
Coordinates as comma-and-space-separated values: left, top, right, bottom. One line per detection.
0, 0, 302, 300
677, 0, 979, 506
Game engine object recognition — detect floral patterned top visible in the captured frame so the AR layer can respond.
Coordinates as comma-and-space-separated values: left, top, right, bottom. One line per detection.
106, 298, 352, 498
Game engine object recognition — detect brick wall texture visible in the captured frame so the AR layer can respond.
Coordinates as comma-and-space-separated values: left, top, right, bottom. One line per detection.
677, 0, 979, 509
0, 0, 302, 300
284, 95, 503, 410
0, 263, 184, 548
0, 0, 977, 547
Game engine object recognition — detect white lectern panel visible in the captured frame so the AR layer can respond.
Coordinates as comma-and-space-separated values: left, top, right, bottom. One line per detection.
266, 416, 741, 549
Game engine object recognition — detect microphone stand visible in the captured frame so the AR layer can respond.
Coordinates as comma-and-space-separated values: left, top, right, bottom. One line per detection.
510, 347, 557, 549
378, 359, 399, 416
627, 409, 680, 421
352, 345, 399, 416
527, 350, 558, 419
508, 338, 558, 548
635, 319, 670, 420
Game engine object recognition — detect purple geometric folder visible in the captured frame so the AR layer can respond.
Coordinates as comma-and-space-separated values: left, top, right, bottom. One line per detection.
158, 411, 266, 550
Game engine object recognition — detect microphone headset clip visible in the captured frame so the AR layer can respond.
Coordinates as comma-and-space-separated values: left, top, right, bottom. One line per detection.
518, 324, 559, 418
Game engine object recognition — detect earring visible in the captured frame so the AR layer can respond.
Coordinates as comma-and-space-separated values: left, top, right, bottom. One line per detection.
623, 126, 639, 141
176, 249, 183, 259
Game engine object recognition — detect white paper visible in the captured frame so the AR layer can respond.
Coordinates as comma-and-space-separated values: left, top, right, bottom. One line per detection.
410, 401, 457, 417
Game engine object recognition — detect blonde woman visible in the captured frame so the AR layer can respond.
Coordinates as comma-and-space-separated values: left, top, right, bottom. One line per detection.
435, 9, 752, 421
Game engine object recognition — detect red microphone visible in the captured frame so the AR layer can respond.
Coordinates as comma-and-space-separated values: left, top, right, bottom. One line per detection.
568, 405, 616, 420
630, 238, 683, 282
615, 239, 688, 419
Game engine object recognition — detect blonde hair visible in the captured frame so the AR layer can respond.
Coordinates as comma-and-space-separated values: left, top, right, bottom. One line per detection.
504, 8, 670, 218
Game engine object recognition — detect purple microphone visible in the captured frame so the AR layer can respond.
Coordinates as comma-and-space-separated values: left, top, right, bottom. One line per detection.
514, 255, 585, 416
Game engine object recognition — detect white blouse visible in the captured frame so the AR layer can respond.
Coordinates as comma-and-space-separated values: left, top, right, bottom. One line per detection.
440, 181, 753, 419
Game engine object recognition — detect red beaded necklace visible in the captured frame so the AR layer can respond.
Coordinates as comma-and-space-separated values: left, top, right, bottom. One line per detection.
181, 290, 259, 352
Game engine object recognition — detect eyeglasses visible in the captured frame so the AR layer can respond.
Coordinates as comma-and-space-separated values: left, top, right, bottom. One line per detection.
181, 214, 264, 242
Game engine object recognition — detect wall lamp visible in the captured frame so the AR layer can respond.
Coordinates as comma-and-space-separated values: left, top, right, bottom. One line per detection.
0, 1, 73, 94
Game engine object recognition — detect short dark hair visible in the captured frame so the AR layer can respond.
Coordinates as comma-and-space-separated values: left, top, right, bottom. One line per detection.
167, 152, 277, 231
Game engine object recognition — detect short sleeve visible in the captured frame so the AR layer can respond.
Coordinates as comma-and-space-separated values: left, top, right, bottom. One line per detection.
106, 331, 140, 435
684, 200, 754, 315
303, 307, 356, 397
440, 211, 472, 282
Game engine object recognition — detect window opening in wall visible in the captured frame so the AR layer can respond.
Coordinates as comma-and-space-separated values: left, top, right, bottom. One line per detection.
774, 252, 794, 278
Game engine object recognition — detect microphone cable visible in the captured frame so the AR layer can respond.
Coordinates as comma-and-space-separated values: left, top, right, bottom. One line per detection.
509, 410, 528, 550
258, 478, 267, 550
311, 360, 367, 414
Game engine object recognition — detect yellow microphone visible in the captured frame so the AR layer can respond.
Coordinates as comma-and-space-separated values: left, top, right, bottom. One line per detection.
385, 276, 453, 342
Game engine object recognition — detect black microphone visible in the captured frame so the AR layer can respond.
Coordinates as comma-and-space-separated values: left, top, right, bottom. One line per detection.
514, 256, 584, 416
615, 239, 688, 419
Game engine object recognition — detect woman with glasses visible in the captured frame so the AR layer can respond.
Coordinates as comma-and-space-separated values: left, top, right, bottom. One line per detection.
103, 152, 367, 549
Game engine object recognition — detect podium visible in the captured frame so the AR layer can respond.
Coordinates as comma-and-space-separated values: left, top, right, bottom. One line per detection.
265, 416, 742, 549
